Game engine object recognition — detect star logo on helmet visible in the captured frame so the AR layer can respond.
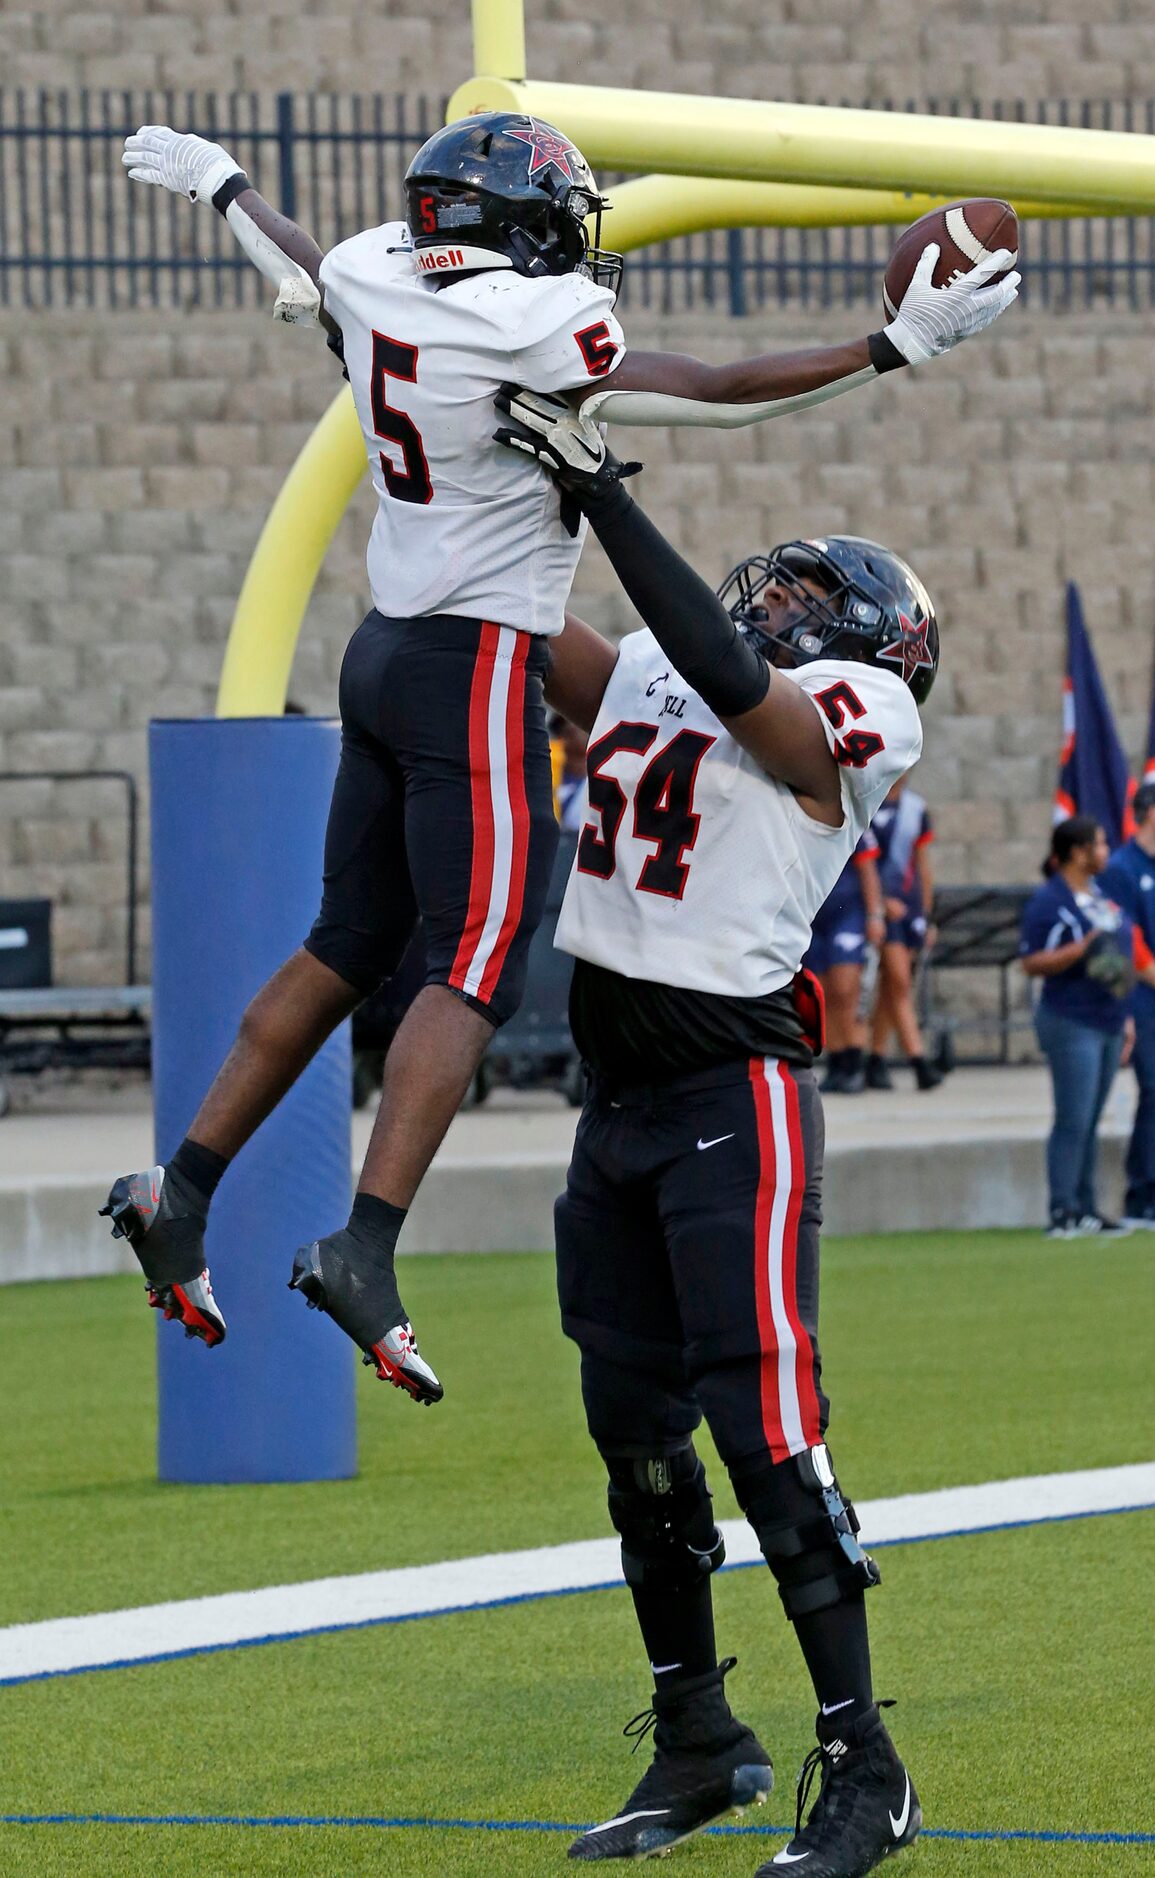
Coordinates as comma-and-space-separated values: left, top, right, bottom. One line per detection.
877, 610, 935, 685
506, 120, 580, 185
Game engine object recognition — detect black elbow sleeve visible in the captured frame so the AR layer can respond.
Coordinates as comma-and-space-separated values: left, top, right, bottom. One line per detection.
689, 624, 771, 718
582, 485, 771, 719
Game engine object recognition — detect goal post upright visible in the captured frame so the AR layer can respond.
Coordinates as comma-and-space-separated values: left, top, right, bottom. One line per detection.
470, 0, 526, 82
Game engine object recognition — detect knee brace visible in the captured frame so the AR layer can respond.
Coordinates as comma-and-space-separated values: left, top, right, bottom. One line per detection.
602, 1442, 725, 1593
730, 1442, 880, 1623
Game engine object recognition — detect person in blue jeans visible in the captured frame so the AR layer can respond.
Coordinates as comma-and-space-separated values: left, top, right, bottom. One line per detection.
1100, 779, 1155, 1229
1020, 816, 1143, 1239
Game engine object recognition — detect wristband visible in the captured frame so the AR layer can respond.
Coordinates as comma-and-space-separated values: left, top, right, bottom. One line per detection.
868, 330, 908, 374
211, 170, 251, 215
571, 477, 635, 524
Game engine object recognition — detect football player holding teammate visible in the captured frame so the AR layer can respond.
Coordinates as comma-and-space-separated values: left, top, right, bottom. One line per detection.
104, 111, 1016, 1407
493, 389, 941, 1875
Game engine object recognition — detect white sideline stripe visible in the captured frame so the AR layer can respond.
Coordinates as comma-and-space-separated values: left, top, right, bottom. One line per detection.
1, 1464, 1152, 1686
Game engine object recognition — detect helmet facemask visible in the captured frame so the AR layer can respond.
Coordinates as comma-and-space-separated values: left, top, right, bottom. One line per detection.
718, 550, 847, 669
717, 537, 940, 704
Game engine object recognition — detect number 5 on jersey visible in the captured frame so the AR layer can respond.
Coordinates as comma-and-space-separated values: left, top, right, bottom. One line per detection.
371, 331, 433, 505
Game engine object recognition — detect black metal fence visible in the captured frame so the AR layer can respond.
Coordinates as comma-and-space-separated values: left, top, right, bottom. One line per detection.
5, 89, 1155, 314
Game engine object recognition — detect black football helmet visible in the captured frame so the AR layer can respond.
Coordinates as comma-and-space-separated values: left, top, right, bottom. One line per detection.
404, 112, 622, 295
717, 535, 940, 706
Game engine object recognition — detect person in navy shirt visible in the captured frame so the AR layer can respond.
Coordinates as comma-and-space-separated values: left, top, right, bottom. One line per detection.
1020, 816, 1144, 1238
1099, 779, 1155, 1227
805, 832, 886, 1093
865, 778, 942, 1090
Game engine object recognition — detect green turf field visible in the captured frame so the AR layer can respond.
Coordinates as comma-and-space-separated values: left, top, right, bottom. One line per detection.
2, 1231, 1154, 1875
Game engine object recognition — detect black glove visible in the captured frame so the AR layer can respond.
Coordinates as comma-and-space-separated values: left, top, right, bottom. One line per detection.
494, 384, 641, 527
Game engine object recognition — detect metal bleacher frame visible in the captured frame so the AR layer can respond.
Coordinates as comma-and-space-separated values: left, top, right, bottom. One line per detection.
0, 770, 150, 1113
920, 883, 1035, 1065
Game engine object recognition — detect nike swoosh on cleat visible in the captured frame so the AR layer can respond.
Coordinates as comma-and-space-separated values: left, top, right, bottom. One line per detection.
820, 1698, 855, 1715
889, 1774, 912, 1838
697, 1133, 735, 1151
585, 1811, 669, 1835
772, 1853, 810, 1866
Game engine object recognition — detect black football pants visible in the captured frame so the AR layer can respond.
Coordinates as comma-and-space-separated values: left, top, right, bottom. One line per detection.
304, 610, 558, 1025
555, 1056, 827, 1469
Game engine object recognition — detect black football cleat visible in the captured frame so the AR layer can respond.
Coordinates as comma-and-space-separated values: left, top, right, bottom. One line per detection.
100, 1164, 226, 1347
289, 1227, 443, 1406
569, 1658, 772, 1861
758, 1703, 920, 1877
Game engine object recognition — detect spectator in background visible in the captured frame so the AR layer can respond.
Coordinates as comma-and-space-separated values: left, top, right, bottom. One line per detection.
1099, 779, 1155, 1229
550, 713, 589, 832
865, 777, 943, 1091
1020, 816, 1144, 1240
806, 834, 886, 1093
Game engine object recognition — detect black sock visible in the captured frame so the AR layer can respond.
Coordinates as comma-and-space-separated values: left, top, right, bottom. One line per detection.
793, 1592, 874, 1722
630, 1578, 718, 1693
349, 1191, 407, 1256
170, 1137, 230, 1203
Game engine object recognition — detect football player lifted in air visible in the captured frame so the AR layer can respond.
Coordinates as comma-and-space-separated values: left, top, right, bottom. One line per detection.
103, 114, 1016, 1406
492, 388, 939, 1876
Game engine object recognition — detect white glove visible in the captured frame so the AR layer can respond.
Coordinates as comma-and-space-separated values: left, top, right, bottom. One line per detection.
494, 388, 610, 479
122, 124, 243, 204
884, 242, 1020, 365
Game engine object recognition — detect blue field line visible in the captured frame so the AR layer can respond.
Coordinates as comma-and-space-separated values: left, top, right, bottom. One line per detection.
2, 1811, 1154, 1846
2, 1499, 1152, 1692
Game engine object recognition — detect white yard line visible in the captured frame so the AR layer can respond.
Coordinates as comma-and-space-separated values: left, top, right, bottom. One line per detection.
3, 1463, 1153, 1687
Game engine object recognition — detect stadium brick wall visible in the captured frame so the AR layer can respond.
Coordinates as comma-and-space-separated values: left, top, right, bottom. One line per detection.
2, 0, 1155, 983
4, 1, 1155, 105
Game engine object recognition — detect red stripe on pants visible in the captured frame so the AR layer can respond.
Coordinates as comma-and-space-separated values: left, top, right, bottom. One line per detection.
477, 632, 530, 1005
776, 1060, 822, 1448
748, 1056, 787, 1459
449, 623, 500, 993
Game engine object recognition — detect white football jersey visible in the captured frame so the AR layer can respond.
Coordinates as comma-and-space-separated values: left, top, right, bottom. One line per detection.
319, 224, 625, 634
556, 634, 923, 996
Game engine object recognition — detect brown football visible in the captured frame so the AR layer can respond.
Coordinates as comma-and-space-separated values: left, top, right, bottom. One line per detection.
883, 199, 1019, 319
